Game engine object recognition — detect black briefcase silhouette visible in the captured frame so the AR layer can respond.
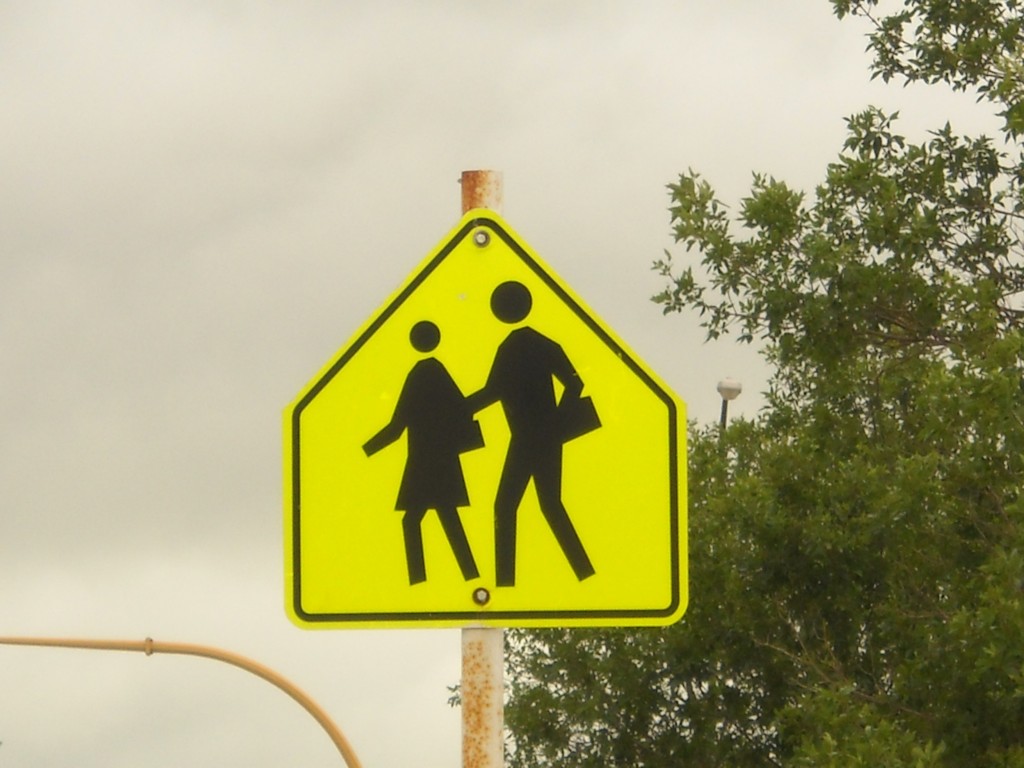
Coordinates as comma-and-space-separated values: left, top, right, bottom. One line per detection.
556, 395, 601, 442
455, 417, 485, 453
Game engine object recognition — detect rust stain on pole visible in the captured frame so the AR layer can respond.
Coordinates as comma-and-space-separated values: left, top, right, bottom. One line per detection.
460, 170, 503, 213
461, 631, 504, 768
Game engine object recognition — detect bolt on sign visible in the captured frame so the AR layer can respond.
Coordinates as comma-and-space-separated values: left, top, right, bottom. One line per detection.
284, 211, 687, 628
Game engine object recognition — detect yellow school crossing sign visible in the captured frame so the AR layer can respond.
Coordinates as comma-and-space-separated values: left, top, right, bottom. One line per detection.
285, 211, 687, 628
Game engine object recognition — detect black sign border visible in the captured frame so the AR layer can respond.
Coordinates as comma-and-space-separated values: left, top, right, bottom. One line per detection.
290, 216, 682, 626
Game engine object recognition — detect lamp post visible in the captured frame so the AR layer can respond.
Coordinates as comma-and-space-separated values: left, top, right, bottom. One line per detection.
717, 377, 742, 429
0, 635, 362, 767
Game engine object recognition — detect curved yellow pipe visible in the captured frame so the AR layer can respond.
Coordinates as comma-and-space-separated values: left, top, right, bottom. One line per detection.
0, 635, 363, 768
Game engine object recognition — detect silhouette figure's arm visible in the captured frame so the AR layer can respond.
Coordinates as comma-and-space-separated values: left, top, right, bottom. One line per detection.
467, 336, 518, 413
466, 358, 504, 413
363, 417, 404, 457
465, 385, 498, 413
363, 382, 412, 457
364, 366, 423, 457
550, 343, 584, 402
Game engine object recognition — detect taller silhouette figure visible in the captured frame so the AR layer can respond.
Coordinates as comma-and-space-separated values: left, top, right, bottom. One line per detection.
469, 281, 597, 587
363, 320, 481, 585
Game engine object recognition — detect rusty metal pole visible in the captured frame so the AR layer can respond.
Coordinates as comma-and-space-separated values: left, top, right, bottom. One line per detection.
459, 169, 505, 768
460, 170, 504, 216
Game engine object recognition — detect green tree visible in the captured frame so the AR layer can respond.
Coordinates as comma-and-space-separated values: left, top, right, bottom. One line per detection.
505, 2, 1024, 766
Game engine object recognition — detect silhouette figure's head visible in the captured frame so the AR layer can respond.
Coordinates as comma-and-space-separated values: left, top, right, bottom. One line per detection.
491, 281, 532, 324
410, 320, 440, 353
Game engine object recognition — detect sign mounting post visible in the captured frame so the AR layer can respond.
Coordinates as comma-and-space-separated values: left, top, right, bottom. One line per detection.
458, 170, 505, 768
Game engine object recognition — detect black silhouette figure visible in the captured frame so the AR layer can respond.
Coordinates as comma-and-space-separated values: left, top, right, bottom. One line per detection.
363, 320, 482, 585
469, 281, 598, 587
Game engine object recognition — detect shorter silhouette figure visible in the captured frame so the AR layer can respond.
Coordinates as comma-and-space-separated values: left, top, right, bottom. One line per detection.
363, 320, 482, 585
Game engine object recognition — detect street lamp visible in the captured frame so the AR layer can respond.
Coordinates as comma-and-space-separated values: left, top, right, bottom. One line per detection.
717, 377, 742, 429
0, 636, 362, 767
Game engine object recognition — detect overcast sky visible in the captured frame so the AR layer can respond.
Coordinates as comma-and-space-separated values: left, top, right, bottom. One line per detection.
0, 2, 1002, 767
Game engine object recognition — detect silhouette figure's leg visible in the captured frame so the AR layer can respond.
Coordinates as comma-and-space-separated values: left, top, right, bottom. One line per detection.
534, 447, 595, 581
436, 507, 480, 581
494, 449, 531, 587
402, 508, 428, 585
